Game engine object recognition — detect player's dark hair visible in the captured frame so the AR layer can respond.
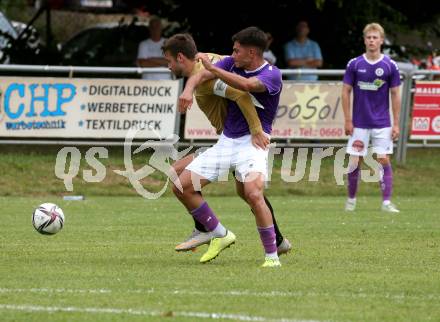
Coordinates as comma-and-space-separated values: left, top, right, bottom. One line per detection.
162, 33, 198, 59
232, 27, 267, 54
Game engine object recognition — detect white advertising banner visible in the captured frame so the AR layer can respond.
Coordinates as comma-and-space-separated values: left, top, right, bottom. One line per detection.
184, 99, 219, 139
184, 81, 348, 140
273, 82, 347, 139
0, 77, 179, 138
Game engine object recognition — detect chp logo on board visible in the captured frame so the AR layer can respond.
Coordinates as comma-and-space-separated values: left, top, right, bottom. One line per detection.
0, 88, 3, 124
412, 117, 430, 131
432, 116, 440, 133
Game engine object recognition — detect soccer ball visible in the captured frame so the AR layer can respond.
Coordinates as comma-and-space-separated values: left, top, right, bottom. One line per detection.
32, 203, 65, 235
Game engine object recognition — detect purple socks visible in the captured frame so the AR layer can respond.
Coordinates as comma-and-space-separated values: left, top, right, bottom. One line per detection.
380, 164, 393, 201
348, 166, 360, 199
190, 202, 219, 232
257, 226, 277, 254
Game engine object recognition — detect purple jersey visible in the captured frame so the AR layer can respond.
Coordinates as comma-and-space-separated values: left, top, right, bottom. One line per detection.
215, 56, 282, 138
343, 54, 401, 128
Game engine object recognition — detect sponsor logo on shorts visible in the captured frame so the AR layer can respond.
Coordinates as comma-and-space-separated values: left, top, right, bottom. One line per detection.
352, 140, 365, 152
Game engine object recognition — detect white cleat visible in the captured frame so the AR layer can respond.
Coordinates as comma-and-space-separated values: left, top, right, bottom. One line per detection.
381, 202, 400, 213
345, 199, 356, 211
277, 238, 292, 256
175, 229, 213, 252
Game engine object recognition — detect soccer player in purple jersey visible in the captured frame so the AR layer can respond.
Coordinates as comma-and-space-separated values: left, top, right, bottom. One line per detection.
176, 27, 283, 267
161, 34, 291, 256
342, 23, 401, 213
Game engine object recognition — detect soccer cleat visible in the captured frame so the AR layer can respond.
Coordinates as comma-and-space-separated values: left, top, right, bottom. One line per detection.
277, 238, 292, 256
175, 229, 212, 252
381, 202, 400, 213
200, 230, 236, 263
345, 199, 356, 211
261, 257, 281, 268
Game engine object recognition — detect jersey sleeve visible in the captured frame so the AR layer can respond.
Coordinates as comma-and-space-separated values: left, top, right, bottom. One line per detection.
224, 86, 263, 135
343, 58, 356, 86
197, 78, 263, 135
256, 66, 282, 95
389, 59, 401, 88
215, 56, 234, 71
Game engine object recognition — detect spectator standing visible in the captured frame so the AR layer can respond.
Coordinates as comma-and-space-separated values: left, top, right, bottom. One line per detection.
137, 16, 171, 80
284, 20, 323, 81
263, 32, 277, 65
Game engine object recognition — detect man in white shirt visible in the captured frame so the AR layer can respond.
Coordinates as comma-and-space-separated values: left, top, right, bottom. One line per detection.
263, 32, 277, 65
137, 16, 172, 80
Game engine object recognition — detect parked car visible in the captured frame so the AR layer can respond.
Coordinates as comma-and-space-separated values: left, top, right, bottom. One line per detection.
57, 17, 181, 67
0, 11, 18, 63
11, 20, 42, 51
0, 11, 45, 65
58, 20, 149, 67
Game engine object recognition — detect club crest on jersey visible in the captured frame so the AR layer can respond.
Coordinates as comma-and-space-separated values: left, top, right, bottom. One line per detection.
375, 68, 384, 76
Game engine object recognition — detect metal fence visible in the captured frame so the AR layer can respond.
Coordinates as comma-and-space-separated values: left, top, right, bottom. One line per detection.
0, 64, 439, 165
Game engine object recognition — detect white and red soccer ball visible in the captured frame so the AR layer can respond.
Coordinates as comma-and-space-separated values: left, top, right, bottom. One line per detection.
32, 203, 65, 235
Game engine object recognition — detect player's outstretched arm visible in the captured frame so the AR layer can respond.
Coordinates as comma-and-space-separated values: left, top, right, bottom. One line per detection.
341, 83, 353, 136
225, 85, 264, 135
224, 85, 269, 149
201, 79, 264, 135
390, 86, 401, 140
197, 79, 268, 149
196, 53, 266, 93
179, 69, 215, 113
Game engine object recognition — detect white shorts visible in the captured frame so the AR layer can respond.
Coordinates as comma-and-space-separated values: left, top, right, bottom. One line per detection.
346, 127, 393, 156
186, 133, 269, 182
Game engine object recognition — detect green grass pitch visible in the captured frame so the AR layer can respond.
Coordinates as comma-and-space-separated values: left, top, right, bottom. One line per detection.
1, 195, 439, 321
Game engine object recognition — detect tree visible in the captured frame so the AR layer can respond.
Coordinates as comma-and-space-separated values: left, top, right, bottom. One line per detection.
154, 0, 439, 68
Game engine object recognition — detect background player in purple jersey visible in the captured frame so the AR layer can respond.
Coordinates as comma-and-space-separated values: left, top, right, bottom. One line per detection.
177, 27, 284, 267
341, 22, 401, 213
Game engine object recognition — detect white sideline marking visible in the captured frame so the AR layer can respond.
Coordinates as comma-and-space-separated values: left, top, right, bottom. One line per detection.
0, 304, 323, 322
0, 287, 438, 301
0, 288, 112, 294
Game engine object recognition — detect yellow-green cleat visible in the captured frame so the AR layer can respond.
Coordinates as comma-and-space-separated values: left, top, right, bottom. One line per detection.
261, 257, 281, 268
200, 230, 236, 263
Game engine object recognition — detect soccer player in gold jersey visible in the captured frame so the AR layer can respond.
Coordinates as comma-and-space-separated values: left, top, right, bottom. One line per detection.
162, 33, 291, 255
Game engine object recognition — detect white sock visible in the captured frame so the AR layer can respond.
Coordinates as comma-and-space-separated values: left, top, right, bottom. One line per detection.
265, 252, 278, 260
348, 198, 356, 203
383, 200, 391, 206
212, 223, 227, 237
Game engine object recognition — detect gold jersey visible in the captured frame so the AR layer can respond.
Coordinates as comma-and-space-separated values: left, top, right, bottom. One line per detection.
189, 53, 263, 135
